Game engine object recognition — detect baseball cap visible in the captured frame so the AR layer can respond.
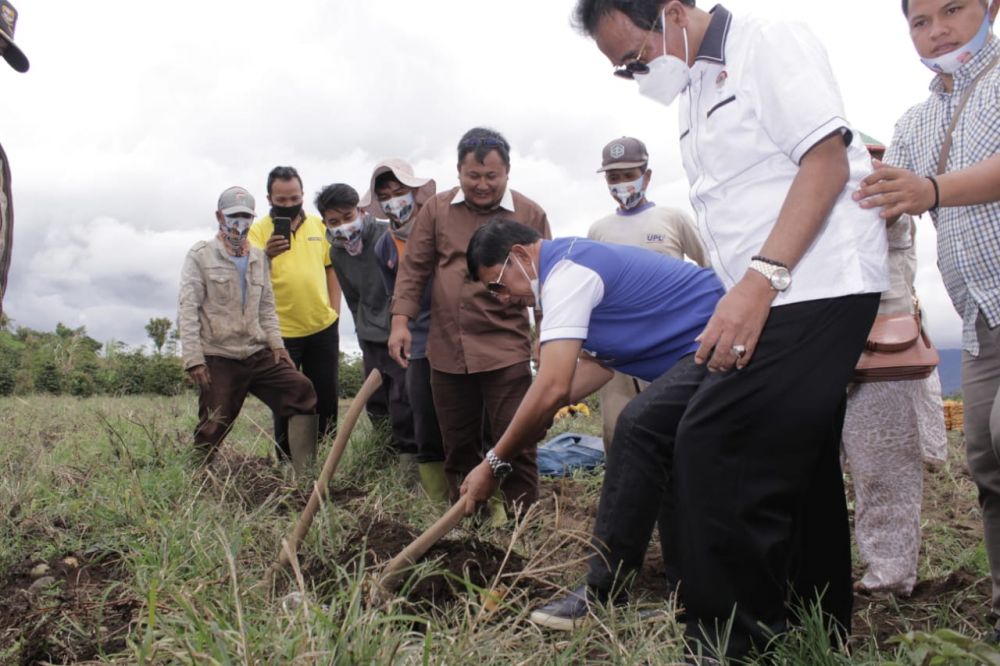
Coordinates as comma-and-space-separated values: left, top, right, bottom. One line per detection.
217, 186, 256, 216
0, 0, 28, 73
597, 137, 649, 173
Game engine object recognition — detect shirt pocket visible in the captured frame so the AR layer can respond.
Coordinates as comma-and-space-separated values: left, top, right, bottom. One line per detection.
205, 269, 236, 307
706, 94, 737, 119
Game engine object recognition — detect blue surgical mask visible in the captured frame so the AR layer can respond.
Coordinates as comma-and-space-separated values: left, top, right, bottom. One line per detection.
921, 13, 992, 74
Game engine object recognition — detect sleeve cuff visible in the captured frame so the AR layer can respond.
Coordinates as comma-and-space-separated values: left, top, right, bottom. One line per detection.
184, 354, 205, 370
391, 298, 420, 320
789, 118, 850, 165
539, 326, 589, 344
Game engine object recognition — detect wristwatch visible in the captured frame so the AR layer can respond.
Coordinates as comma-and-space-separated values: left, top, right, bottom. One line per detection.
748, 258, 792, 292
485, 449, 513, 481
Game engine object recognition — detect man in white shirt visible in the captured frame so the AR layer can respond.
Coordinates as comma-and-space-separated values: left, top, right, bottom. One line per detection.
574, 0, 888, 658
588, 135, 708, 448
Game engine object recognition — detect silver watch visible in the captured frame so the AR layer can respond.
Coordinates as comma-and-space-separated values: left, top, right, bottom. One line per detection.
486, 449, 513, 481
748, 259, 792, 292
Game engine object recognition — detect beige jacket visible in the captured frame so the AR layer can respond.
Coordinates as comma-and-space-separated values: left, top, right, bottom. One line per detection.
178, 238, 283, 369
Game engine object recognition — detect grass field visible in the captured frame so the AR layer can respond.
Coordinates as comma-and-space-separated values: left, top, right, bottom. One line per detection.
0, 393, 996, 664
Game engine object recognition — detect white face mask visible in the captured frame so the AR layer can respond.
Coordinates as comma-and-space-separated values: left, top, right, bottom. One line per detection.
920, 13, 992, 74
609, 175, 646, 210
512, 254, 541, 308
327, 217, 365, 256
380, 192, 416, 224
635, 10, 690, 107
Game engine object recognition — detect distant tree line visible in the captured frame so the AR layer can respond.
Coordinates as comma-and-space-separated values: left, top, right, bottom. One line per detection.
0, 315, 366, 398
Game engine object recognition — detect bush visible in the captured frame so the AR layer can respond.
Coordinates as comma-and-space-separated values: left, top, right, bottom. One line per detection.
142, 355, 186, 396
339, 352, 365, 398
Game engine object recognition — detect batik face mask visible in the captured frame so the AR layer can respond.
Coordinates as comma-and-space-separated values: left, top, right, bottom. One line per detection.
219, 215, 252, 256
609, 175, 647, 210
327, 218, 365, 256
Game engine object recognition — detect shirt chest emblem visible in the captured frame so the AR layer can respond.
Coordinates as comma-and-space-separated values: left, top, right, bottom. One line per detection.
647, 234, 665, 243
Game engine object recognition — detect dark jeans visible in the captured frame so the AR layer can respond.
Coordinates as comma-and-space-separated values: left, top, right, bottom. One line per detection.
407, 357, 445, 464
587, 354, 706, 597
674, 294, 878, 659
359, 338, 416, 455
195, 350, 316, 457
430, 362, 538, 507
273, 321, 339, 458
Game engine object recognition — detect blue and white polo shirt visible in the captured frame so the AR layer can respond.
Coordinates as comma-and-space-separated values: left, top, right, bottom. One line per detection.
538, 237, 724, 382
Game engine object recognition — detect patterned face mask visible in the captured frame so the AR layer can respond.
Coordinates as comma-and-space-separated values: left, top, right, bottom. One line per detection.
609, 175, 647, 210
218, 215, 252, 256
327, 218, 365, 256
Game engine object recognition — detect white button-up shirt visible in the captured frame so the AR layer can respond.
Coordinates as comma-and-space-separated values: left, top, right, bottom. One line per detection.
678, 5, 888, 306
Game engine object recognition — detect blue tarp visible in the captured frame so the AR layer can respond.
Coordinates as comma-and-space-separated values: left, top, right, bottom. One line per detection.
537, 432, 606, 477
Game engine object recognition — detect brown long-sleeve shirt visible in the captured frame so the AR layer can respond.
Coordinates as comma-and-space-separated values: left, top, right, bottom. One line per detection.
392, 186, 551, 374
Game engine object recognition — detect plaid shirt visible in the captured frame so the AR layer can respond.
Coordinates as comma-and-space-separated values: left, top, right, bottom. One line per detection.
885, 36, 1000, 356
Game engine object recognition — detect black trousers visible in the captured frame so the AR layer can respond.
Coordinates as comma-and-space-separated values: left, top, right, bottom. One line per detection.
587, 354, 706, 597
407, 357, 445, 464
359, 338, 417, 455
675, 294, 878, 658
273, 321, 339, 458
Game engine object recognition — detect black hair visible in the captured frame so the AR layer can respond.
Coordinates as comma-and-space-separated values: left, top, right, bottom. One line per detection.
903, 0, 987, 15
572, 0, 694, 36
466, 219, 542, 281
373, 171, 403, 192
267, 165, 303, 196
457, 127, 511, 170
314, 183, 360, 216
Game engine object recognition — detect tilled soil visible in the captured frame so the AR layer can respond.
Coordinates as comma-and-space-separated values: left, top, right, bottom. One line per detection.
301, 518, 536, 610
0, 552, 138, 665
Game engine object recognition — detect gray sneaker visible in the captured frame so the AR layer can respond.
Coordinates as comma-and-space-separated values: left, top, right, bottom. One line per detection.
529, 586, 593, 631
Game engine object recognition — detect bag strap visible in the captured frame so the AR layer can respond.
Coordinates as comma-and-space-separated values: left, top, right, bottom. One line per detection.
938, 52, 1000, 175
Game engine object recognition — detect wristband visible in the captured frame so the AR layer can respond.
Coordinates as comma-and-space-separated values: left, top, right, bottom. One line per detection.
927, 176, 940, 212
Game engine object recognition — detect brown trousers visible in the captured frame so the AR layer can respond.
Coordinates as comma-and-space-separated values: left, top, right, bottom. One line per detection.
430, 361, 538, 508
195, 350, 317, 456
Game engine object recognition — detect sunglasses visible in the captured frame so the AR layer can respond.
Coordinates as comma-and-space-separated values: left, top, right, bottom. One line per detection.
486, 254, 512, 295
613, 17, 660, 80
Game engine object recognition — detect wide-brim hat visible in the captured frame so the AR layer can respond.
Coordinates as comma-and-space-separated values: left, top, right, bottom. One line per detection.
0, 0, 29, 73
360, 158, 436, 219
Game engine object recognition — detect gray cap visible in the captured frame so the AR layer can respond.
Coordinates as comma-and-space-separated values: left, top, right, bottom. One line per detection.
597, 136, 649, 173
217, 186, 255, 216
0, 0, 29, 73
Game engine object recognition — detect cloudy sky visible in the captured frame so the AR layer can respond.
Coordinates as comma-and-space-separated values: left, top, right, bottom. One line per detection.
1, 0, 964, 353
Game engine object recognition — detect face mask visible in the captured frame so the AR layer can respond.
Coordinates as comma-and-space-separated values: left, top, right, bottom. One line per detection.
609, 175, 646, 210
327, 217, 365, 256
920, 13, 992, 74
512, 254, 541, 308
218, 215, 252, 256
380, 192, 416, 224
635, 11, 690, 107
270, 202, 303, 220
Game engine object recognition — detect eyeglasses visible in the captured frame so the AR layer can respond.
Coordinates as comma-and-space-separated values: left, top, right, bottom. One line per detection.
613, 17, 659, 79
486, 254, 512, 295
460, 137, 507, 149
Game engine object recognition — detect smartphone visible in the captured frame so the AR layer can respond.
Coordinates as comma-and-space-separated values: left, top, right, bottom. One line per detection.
273, 217, 292, 242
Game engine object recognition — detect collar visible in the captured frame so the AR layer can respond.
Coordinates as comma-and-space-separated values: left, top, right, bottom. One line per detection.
616, 201, 656, 217
930, 34, 1000, 94
451, 186, 516, 212
694, 4, 733, 65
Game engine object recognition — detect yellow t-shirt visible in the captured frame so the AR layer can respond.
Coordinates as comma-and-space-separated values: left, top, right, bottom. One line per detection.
248, 214, 338, 338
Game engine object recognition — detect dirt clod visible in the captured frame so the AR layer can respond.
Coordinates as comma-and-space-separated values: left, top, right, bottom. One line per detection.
0, 553, 137, 665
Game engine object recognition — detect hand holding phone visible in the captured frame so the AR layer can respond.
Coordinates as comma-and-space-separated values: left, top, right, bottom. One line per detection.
272, 217, 292, 242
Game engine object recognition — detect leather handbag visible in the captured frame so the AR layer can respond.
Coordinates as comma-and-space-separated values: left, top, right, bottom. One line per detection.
853, 312, 939, 382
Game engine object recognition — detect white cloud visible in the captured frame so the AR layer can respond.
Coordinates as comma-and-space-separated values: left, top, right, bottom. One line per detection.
0, 0, 969, 349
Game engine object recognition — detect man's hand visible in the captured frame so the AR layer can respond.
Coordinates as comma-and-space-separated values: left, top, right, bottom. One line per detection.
853, 160, 937, 219
459, 461, 498, 516
273, 348, 295, 368
695, 273, 774, 372
388, 315, 412, 369
265, 234, 291, 258
187, 364, 211, 389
